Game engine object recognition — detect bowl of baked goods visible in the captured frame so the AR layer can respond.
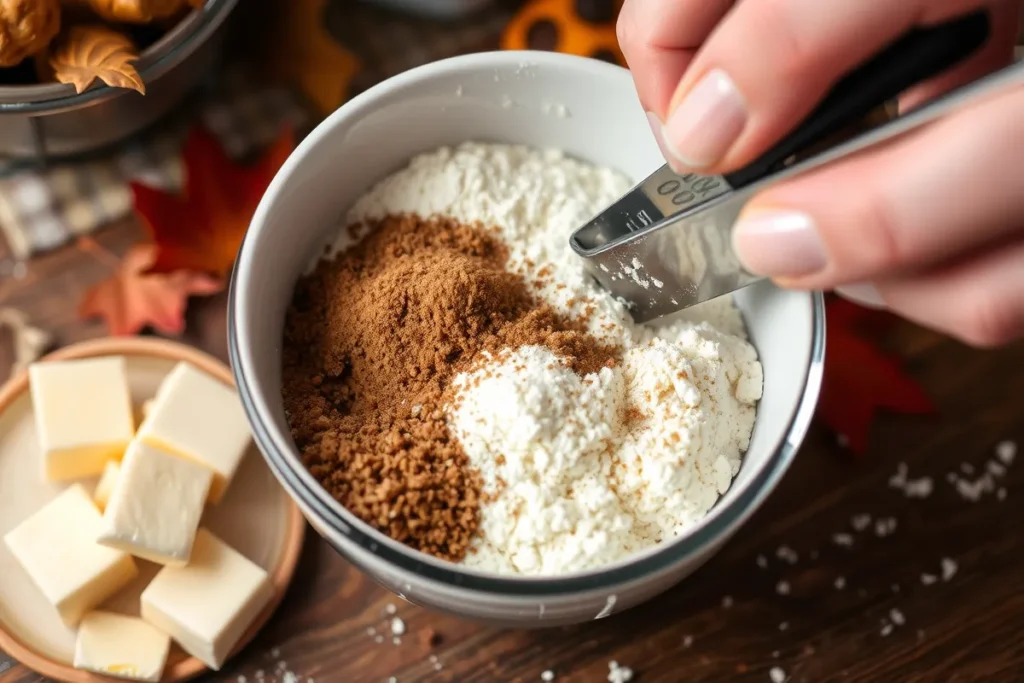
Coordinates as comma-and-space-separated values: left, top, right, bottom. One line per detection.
0, 0, 237, 159
228, 50, 826, 627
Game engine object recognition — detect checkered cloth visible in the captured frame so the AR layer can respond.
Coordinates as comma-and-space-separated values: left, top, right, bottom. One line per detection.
6, 1, 1005, 262
0, 70, 308, 261
0, 1, 514, 262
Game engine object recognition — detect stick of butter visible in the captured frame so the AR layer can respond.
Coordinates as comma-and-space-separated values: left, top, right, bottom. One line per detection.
3, 484, 138, 626
93, 460, 120, 512
140, 528, 274, 670
137, 362, 252, 503
29, 357, 134, 481
74, 611, 171, 682
98, 441, 213, 566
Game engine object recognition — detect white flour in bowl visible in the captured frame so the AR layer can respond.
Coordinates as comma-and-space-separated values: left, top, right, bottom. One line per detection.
347, 142, 763, 575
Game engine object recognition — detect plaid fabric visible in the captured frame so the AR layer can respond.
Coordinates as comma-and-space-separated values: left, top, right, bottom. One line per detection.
0, 69, 308, 261
0, 0, 1018, 262
0, 0, 513, 262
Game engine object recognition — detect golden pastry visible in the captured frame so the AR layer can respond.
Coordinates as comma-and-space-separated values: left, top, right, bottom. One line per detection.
62, 0, 182, 23
0, 0, 61, 67
49, 24, 143, 93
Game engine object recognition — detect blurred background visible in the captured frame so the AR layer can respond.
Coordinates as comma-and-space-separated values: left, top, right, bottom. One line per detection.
0, 0, 627, 275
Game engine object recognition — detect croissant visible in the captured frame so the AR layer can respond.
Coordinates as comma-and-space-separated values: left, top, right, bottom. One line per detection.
0, 0, 61, 67
61, 0, 183, 23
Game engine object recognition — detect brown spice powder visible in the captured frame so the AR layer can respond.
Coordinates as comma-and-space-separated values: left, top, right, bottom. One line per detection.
281, 214, 618, 561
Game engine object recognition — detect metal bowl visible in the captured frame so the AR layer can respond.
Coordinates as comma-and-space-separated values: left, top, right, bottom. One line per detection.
0, 0, 239, 161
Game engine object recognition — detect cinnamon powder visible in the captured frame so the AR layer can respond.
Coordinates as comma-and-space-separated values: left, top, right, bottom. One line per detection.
281, 214, 617, 561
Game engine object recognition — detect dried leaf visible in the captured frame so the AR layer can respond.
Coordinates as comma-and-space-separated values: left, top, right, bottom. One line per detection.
0, 308, 53, 378
132, 125, 293, 278
78, 243, 222, 336
0, 0, 61, 67
818, 296, 935, 455
50, 24, 144, 94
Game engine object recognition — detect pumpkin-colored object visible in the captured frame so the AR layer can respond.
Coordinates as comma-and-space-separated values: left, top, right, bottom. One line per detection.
502, 0, 625, 66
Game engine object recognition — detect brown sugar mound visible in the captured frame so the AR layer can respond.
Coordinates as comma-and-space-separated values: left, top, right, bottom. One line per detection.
281, 214, 618, 562
321, 248, 534, 408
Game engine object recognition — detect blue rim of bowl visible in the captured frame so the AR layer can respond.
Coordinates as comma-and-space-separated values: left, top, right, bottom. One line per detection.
0, 0, 238, 112
227, 52, 827, 597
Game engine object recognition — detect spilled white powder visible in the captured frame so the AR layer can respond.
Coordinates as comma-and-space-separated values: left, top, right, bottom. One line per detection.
941, 557, 958, 581
996, 440, 1017, 465
608, 661, 634, 683
348, 143, 762, 575
776, 545, 798, 564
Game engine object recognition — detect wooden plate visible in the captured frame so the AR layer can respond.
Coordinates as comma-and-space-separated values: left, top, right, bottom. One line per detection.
0, 337, 305, 682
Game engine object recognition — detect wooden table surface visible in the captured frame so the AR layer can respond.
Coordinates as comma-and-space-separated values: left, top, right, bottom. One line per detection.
1, 218, 1022, 683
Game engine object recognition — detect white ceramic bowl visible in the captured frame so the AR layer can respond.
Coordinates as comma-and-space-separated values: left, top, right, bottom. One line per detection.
228, 51, 825, 627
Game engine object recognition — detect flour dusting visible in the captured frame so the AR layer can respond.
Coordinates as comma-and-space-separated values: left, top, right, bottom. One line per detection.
347, 143, 763, 575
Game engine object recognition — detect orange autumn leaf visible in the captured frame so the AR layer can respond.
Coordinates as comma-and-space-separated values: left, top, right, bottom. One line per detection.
79, 243, 222, 336
50, 25, 144, 94
132, 125, 293, 278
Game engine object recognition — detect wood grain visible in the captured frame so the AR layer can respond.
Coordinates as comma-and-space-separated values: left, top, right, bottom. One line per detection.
2, 219, 1023, 683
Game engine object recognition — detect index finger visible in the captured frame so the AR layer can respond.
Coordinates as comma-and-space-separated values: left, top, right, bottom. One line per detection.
658, 0, 1007, 173
617, 0, 735, 117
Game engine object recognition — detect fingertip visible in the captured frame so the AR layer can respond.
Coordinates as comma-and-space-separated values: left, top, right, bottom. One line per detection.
662, 68, 749, 170
644, 111, 675, 165
835, 283, 887, 309
731, 208, 826, 278
647, 109, 724, 175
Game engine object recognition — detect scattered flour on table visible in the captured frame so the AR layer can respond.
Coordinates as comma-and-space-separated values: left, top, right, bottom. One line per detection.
347, 143, 763, 575
608, 661, 634, 683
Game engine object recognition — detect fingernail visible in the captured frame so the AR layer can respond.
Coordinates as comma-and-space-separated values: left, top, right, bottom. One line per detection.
663, 69, 748, 169
732, 210, 826, 277
836, 283, 887, 309
645, 111, 675, 163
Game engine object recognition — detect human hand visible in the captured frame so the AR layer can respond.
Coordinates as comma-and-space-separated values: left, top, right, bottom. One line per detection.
617, 0, 1024, 347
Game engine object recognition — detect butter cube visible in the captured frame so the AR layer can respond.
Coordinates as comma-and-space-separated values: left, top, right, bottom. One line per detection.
94, 460, 120, 512
141, 529, 273, 670
74, 611, 170, 682
30, 357, 135, 481
137, 362, 251, 503
98, 441, 213, 566
3, 484, 138, 626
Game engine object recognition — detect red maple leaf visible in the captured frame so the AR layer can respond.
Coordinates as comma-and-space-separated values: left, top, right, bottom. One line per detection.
131, 124, 294, 278
78, 241, 222, 336
818, 295, 935, 455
